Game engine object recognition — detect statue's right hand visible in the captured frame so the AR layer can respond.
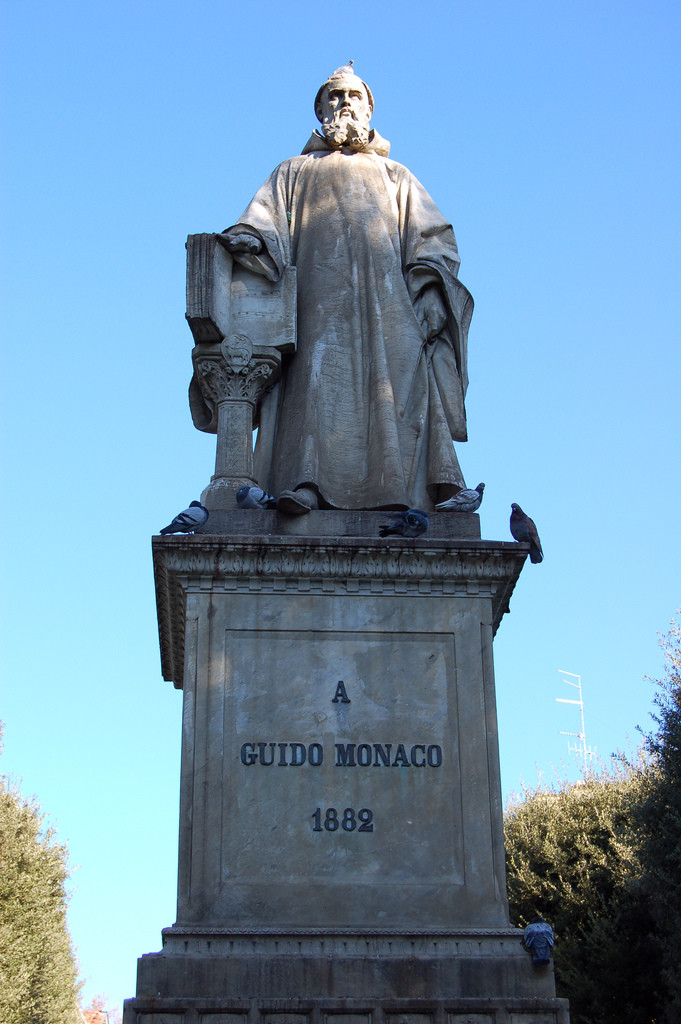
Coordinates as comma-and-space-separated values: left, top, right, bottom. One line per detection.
216, 232, 262, 255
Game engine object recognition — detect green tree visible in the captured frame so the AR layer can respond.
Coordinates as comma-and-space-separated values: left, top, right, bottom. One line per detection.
638, 617, 681, 1022
504, 763, 661, 1024
0, 730, 82, 1024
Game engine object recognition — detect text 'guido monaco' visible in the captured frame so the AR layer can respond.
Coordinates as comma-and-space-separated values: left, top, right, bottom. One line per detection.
240, 742, 443, 768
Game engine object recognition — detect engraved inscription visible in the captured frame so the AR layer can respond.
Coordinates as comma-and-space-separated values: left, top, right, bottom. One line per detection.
335, 743, 442, 767
224, 630, 463, 886
332, 680, 351, 703
239, 741, 443, 768
240, 741, 324, 766
312, 807, 374, 832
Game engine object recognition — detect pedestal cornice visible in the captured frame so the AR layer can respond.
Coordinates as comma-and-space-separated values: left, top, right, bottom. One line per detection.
152, 527, 527, 688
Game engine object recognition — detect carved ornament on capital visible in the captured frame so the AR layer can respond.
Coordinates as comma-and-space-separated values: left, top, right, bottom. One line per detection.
192, 334, 281, 407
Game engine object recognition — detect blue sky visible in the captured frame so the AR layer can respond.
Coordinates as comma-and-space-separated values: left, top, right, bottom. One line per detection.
2, 0, 680, 1014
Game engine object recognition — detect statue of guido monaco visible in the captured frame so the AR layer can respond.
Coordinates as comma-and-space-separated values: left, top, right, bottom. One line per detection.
191, 63, 474, 516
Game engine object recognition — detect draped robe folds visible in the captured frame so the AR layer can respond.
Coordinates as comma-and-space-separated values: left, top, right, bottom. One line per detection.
222, 134, 474, 511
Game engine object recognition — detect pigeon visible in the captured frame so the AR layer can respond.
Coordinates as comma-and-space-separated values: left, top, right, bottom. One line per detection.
236, 485, 277, 510
509, 503, 543, 563
379, 509, 429, 538
523, 917, 555, 965
333, 60, 354, 76
436, 483, 485, 513
160, 501, 209, 535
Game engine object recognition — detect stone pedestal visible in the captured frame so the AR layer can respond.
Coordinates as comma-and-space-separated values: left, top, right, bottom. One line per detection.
124, 515, 569, 1023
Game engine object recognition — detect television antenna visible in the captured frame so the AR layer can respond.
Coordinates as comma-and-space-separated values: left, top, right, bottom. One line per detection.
556, 670, 596, 771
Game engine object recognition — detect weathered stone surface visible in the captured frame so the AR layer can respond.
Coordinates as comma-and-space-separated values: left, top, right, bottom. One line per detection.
125, 994, 568, 1023
152, 526, 521, 692
186, 236, 297, 511
191, 66, 473, 514
125, 530, 567, 1020
185, 234, 296, 354
135, 929, 559, 999
151, 532, 518, 931
191, 510, 482, 541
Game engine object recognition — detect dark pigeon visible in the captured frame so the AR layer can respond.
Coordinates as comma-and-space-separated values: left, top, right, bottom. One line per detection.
160, 501, 209, 535
379, 509, 429, 538
236, 485, 277, 510
436, 482, 485, 513
510, 503, 543, 563
523, 917, 554, 965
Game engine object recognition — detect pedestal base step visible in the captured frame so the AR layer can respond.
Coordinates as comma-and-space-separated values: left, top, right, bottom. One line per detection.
124, 931, 569, 1023
123, 995, 570, 1024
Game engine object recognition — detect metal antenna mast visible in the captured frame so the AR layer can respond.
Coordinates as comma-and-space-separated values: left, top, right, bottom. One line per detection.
556, 670, 595, 771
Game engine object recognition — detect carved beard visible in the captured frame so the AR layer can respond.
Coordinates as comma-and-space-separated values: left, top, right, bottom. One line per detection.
321, 110, 371, 151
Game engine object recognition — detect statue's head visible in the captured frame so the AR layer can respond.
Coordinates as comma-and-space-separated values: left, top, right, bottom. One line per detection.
314, 62, 374, 150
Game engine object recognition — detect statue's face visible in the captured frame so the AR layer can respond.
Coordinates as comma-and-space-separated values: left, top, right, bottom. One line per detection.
319, 78, 371, 127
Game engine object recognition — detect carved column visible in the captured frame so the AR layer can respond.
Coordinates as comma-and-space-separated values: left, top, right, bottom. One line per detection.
191, 334, 281, 509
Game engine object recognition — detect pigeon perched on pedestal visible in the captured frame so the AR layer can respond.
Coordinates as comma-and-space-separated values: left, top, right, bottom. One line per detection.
236, 485, 277, 510
436, 483, 485, 513
160, 501, 209, 535
510, 503, 543, 563
379, 509, 429, 538
523, 917, 555, 965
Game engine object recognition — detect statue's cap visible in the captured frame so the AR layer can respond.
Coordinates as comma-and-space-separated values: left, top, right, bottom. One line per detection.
314, 61, 374, 122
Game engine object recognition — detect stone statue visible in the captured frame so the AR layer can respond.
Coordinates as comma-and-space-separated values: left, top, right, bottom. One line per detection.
193, 64, 473, 515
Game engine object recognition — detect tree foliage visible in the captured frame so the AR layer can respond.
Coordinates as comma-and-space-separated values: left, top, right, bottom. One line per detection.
504, 617, 681, 1024
0, 736, 81, 1024
504, 764, 661, 1024
637, 617, 681, 1021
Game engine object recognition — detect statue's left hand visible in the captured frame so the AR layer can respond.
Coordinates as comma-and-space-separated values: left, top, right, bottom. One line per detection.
414, 286, 447, 341
216, 232, 263, 255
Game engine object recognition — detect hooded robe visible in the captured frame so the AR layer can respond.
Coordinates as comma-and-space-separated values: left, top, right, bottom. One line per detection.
212, 130, 473, 511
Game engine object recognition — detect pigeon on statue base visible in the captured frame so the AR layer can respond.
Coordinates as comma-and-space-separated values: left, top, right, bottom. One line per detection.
509, 503, 543, 563
379, 509, 429, 538
436, 483, 485, 513
236, 486, 277, 510
160, 501, 209, 535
